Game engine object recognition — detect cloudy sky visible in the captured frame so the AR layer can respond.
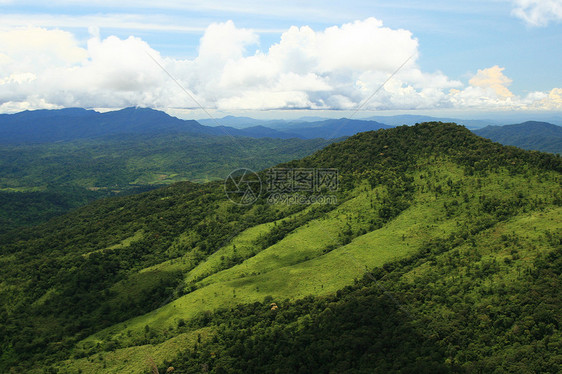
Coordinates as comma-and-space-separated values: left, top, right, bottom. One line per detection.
0, 0, 561, 118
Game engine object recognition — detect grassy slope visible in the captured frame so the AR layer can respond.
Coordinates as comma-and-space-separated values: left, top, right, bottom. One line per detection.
56, 158, 561, 373
57, 327, 213, 374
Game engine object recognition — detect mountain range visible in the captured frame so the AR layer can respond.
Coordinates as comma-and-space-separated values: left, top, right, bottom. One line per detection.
1, 108, 560, 234
0, 107, 297, 143
199, 114, 502, 130
1, 122, 560, 373
2, 107, 561, 152
474, 121, 562, 154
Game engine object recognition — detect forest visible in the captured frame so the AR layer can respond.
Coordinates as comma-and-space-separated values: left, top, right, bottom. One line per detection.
0, 122, 560, 373
0, 133, 334, 233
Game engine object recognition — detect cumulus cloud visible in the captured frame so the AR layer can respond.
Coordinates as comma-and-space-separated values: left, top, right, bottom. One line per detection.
511, 0, 562, 26
449, 66, 562, 110
0, 20, 560, 113
469, 66, 513, 98
0, 27, 87, 78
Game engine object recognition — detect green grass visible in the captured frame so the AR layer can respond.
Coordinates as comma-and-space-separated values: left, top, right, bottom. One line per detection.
183, 208, 311, 285
52, 327, 213, 374
83, 230, 145, 257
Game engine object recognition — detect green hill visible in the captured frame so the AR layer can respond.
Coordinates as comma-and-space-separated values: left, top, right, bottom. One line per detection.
0, 123, 560, 373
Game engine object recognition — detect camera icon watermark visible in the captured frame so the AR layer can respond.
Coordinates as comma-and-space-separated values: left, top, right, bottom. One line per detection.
224, 167, 338, 205
224, 168, 262, 205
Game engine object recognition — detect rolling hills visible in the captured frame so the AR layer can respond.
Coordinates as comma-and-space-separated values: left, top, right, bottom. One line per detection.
203, 114, 562, 153
0, 107, 337, 233
0, 130, 335, 234
0, 122, 560, 373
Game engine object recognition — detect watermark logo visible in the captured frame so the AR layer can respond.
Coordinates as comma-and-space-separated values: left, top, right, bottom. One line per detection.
267, 193, 338, 205
224, 168, 262, 205
266, 168, 338, 193
225, 167, 338, 205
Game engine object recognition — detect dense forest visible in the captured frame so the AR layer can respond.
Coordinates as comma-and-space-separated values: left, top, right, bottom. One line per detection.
0, 133, 334, 233
0, 122, 560, 373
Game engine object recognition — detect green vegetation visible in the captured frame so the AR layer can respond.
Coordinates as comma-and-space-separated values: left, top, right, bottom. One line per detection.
0, 122, 560, 373
0, 186, 157, 235
0, 133, 334, 231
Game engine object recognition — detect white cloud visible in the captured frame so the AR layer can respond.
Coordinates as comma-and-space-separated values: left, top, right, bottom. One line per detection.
0, 27, 87, 73
523, 88, 562, 109
0, 20, 560, 113
449, 66, 562, 111
204, 18, 448, 111
468, 65, 513, 98
511, 0, 562, 26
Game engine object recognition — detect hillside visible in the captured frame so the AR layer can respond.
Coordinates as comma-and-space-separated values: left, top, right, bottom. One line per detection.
474, 121, 562, 153
0, 123, 561, 373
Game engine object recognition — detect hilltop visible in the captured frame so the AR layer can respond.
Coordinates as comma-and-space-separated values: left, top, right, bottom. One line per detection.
0, 122, 560, 373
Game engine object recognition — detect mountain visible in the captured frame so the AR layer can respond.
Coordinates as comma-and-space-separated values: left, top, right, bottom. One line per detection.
188, 115, 393, 139
211, 124, 300, 139
1, 122, 560, 373
199, 115, 392, 138
255, 117, 392, 138
0, 107, 330, 231
0, 107, 303, 144
197, 116, 297, 129
197, 115, 267, 128
0, 107, 198, 143
279, 118, 391, 139
474, 121, 562, 153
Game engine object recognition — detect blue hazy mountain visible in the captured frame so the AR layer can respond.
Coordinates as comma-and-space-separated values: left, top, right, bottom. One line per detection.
0, 109, 390, 143
3, 109, 560, 149
197, 116, 299, 129
201, 116, 392, 138
474, 121, 562, 153
279, 118, 392, 139
0, 107, 298, 144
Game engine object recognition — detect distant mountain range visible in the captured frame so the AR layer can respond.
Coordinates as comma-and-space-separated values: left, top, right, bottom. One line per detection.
0, 107, 296, 143
1, 108, 560, 152
271, 118, 391, 138
199, 114, 498, 129
203, 114, 562, 152
0, 107, 389, 142
474, 121, 562, 154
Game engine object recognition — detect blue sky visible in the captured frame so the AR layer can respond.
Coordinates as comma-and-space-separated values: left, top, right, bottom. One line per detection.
0, 0, 561, 118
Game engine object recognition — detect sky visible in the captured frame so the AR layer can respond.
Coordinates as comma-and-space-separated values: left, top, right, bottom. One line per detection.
0, 0, 561, 119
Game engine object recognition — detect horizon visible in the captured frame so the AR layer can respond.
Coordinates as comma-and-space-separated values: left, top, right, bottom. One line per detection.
3, 105, 562, 127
